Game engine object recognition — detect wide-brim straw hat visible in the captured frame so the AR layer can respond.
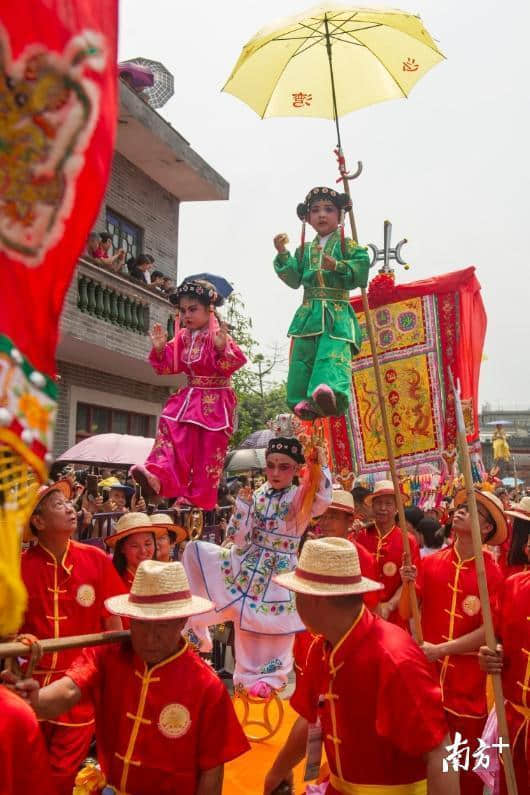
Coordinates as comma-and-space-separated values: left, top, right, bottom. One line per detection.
150, 513, 188, 544
104, 512, 167, 548
365, 479, 396, 507
327, 489, 355, 515
26, 480, 74, 541
453, 488, 508, 546
105, 560, 214, 621
274, 537, 383, 596
506, 496, 530, 523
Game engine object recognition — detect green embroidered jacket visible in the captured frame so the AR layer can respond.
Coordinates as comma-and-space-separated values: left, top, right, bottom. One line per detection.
274, 230, 370, 346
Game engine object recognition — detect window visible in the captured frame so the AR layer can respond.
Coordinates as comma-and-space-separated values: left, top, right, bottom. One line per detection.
76, 402, 156, 442
105, 208, 143, 261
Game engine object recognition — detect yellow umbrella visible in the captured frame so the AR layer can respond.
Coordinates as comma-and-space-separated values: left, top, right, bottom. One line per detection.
223, 3, 444, 140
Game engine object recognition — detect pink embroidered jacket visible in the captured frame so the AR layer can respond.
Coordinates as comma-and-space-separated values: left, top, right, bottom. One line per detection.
149, 328, 246, 433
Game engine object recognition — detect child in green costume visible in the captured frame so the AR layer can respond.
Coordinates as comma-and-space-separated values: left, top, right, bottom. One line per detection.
273, 186, 370, 420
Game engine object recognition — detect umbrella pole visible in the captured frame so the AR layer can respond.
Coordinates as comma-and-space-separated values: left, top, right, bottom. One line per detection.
450, 374, 519, 795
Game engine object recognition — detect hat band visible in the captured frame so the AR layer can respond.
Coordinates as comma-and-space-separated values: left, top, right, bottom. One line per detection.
129, 590, 192, 604
295, 568, 362, 585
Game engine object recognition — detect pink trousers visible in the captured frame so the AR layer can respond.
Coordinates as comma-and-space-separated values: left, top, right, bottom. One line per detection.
145, 419, 228, 510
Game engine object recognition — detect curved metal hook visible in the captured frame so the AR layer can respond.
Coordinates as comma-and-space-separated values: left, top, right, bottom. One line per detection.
366, 243, 379, 268
394, 238, 408, 265
344, 161, 363, 181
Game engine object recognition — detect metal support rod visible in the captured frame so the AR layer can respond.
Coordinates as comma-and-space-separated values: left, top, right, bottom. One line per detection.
450, 373, 518, 795
324, 15, 342, 153
339, 156, 422, 643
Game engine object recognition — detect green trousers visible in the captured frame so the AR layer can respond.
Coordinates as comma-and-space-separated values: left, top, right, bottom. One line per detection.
287, 334, 353, 416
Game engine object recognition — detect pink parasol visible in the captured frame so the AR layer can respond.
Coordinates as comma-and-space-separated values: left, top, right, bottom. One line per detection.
56, 434, 154, 467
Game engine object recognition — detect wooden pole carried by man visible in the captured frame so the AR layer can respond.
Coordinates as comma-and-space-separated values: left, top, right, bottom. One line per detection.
450, 371, 519, 795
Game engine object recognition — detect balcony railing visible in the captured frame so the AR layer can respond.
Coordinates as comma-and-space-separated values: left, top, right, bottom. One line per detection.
64, 257, 177, 343
78, 273, 150, 334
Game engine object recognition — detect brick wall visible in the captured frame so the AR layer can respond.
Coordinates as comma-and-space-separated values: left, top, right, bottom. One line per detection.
93, 151, 179, 278
54, 360, 170, 457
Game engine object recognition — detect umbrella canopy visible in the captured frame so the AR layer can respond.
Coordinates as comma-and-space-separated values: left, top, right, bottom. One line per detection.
486, 420, 513, 426
225, 448, 267, 473
502, 477, 524, 487
223, 4, 444, 121
122, 57, 174, 108
57, 434, 154, 467
238, 429, 274, 449
184, 273, 234, 300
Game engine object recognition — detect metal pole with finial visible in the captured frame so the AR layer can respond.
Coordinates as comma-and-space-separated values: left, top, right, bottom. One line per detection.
450, 371, 519, 795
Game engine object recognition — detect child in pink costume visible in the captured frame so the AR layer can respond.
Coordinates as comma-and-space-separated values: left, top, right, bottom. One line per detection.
132, 279, 246, 509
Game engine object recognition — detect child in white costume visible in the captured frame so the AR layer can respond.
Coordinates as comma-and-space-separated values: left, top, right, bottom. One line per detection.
183, 436, 331, 695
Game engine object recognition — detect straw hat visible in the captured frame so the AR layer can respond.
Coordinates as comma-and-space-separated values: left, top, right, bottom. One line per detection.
453, 488, 508, 546
105, 560, 214, 621
365, 479, 396, 506
104, 512, 167, 548
506, 496, 530, 523
150, 513, 188, 545
327, 489, 354, 515
26, 480, 74, 541
274, 537, 383, 596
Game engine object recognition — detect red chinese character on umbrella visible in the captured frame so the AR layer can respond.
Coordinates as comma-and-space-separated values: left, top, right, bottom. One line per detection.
403, 57, 419, 72
292, 91, 312, 107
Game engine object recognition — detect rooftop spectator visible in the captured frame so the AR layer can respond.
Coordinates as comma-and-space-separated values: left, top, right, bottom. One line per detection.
128, 253, 152, 284
162, 275, 174, 294
150, 270, 165, 291
91, 232, 125, 273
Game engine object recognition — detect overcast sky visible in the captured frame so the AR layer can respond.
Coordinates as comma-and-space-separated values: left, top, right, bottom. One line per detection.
118, 0, 529, 409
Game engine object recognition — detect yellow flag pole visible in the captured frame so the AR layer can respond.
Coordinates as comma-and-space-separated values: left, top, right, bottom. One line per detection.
449, 371, 518, 795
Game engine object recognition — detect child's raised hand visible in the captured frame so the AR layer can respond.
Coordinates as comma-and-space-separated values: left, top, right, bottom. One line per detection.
273, 233, 289, 253
214, 321, 229, 351
149, 323, 167, 352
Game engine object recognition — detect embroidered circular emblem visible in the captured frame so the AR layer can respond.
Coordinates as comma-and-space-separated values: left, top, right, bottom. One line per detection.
382, 561, 397, 577
462, 595, 481, 617
158, 703, 191, 739
76, 584, 95, 607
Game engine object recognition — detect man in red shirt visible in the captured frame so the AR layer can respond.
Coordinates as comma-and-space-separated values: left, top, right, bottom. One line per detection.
356, 480, 421, 628
0, 686, 57, 795
479, 568, 530, 795
19, 480, 126, 795
401, 487, 506, 795
13, 559, 250, 795
265, 537, 456, 795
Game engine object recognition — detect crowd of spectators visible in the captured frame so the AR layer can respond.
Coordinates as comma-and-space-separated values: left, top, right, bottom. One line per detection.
85, 232, 174, 296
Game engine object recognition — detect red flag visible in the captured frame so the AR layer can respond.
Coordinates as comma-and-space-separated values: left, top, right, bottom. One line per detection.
0, 1, 118, 473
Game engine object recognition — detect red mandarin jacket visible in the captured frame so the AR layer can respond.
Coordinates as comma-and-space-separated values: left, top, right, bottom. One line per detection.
291, 606, 448, 792
20, 539, 126, 725
420, 545, 503, 718
494, 572, 530, 762
67, 640, 249, 794
356, 524, 421, 628
0, 686, 57, 795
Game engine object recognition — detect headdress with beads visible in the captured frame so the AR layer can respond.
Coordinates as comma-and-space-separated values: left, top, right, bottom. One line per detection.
266, 436, 305, 465
173, 279, 218, 304
296, 187, 352, 256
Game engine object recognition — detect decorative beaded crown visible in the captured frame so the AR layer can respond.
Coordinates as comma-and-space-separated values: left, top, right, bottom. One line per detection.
267, 436, 305, 464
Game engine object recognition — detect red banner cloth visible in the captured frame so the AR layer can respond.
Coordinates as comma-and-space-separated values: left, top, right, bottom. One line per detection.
351, 267, 486, 443
0, 1, 118, 377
